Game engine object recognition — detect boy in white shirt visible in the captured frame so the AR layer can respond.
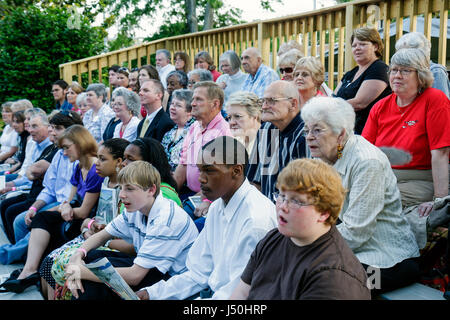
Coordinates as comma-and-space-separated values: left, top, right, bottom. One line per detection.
137, 136, 277, 300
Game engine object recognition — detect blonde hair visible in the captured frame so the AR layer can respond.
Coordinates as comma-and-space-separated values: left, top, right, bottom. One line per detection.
277, 40, 304, 56
11, 99, 33, 112
118, 160, 161, 195
278, 49, 304, 68
294, 56, 325, 89
276, 158, 346, 226
225, 91, 262, 122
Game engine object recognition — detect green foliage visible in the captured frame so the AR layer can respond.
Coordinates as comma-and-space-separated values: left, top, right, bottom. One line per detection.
0, 6, 105, 112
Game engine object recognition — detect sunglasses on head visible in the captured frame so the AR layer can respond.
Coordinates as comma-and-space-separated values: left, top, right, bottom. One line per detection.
279, 67, 294, 74
60, 110, 73, 118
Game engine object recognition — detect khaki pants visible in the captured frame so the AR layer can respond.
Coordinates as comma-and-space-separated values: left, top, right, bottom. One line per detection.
394, 167, 450, 249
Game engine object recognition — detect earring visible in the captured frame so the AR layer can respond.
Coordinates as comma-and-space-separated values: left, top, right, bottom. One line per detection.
337, 144, 344, 159
116, 166, 120, 174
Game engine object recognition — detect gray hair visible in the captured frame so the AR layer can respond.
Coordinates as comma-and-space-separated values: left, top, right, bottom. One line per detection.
188, 68, 213, 82
25, 107, 46, 118
390, 48, 434, 92
11, 99, 33, 112
156, 49, 171, 61
301, 97, 355, 138
294, 56, 325, 89
278, 49, 304, 68
76, 92, 88, 106
219, 50, 241, 73
30, 112, 49, 126
225, 91, 262, 122
395, 32, 431, 59
86, 83, 107, 103
167, 70, 188, 88
172, 89, 193, 112
111, 87, 141, 116
277, 40, 304, 56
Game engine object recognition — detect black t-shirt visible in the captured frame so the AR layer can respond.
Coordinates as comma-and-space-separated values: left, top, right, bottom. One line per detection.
335, 59, 391, 134
241, 226, 371, 300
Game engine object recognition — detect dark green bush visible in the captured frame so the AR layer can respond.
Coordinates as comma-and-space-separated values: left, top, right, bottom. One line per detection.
0, 6, 106, 112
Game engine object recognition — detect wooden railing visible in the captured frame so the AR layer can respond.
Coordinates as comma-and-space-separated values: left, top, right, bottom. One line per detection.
59, 0, 449, 91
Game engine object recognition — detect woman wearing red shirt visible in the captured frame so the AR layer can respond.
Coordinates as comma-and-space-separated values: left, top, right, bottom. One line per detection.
362, 48, 450, 248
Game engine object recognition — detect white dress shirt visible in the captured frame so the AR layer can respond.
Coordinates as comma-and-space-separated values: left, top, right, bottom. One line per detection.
145, 179, 277, 300
335, 135, 420, 268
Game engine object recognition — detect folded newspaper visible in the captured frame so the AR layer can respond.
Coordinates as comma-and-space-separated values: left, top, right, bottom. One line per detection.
85, 257, 139, 300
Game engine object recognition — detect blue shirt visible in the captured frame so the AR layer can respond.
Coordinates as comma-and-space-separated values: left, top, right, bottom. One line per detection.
241, 64, 280, 98
56, 100, 73, 112
13, 137, 53, 187
36, 149, 77, 205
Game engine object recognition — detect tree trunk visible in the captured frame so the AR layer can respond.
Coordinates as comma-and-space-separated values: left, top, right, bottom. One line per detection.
186, 0, 198, 33
203, 0, 214, 30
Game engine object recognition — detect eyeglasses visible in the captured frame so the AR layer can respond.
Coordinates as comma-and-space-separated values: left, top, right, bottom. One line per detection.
389, 68, 417, 76
118, 67, 129, 74
279, 67, 294, 74
273, 192, 312, 209
225, 114, 246, 122
301, 127, 327, 138
131, 68, 139, 72
188, 80, 197, 85
257, 97, 292, 106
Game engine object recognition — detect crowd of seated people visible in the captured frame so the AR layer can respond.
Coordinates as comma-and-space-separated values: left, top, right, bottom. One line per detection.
0, 27, 449, 300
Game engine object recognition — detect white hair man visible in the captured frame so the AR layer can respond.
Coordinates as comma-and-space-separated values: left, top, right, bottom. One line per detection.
241, 47, 279, 98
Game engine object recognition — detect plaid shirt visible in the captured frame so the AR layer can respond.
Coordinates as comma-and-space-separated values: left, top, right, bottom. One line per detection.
241, 64, 280, 98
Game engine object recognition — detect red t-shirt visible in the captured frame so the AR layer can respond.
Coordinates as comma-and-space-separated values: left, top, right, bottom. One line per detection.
210, 69, 222, 82
362, 88, 450, 170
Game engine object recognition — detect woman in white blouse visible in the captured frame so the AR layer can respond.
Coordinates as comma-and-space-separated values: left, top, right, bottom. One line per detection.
0, 102, 18, 163
301, 96, 420, 296
111, 87, 141, 142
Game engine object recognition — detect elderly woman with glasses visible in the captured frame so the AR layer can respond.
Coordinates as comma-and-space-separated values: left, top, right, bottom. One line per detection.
111, 87, 141, 142
302, 96, 421, 295
161, 89, 195, 172
216, 51, 247, 105
82, 83, 115, 143
224, 91, 261, 155
362, 48, 450, 249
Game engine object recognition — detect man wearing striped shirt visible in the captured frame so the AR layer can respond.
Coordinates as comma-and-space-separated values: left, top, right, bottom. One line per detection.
65, 161, 199, 300
246, 80, 307, 200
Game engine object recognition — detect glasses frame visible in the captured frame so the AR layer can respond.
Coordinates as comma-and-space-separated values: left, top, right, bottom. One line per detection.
273, 192, 313, 210
279, 67, 294, 74
258, 97, 293, 106
388, 68, 417, 77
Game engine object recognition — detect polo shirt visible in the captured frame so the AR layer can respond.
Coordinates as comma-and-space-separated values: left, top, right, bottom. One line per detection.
105, 194, 199, 275
179, 113, 232, 192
